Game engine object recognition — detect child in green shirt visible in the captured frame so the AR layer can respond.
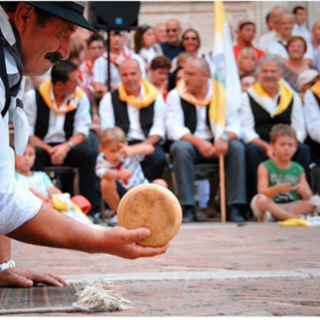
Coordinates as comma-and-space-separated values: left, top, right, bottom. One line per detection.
251, 124, 320, 222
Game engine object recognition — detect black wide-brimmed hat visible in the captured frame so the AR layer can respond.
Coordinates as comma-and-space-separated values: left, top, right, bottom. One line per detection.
26, 1, 94, 31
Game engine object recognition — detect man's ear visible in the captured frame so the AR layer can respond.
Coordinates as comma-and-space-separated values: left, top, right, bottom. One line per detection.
14, 3, 35, 34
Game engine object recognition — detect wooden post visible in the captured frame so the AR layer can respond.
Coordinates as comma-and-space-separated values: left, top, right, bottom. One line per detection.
219, 155, 226, 223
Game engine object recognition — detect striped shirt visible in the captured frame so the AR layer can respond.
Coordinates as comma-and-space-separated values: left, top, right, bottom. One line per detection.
95, 153, 149, 190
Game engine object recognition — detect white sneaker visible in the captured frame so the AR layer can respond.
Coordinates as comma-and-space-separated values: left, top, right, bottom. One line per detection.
107, 215, 118, 227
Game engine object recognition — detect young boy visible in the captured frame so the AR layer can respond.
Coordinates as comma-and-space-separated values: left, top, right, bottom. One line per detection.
251, 124, 320, 222
96, 127, 166, 226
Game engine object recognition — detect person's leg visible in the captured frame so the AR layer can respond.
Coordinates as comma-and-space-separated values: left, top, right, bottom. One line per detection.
246, 144, 267, 201
63, 144, 100, 213
101, 179, 120, 213
224, 140, 247, 222
293, 143, 312, 182
152, 179, 168, 188
289, 201, 316, 216
141, 145, 167, 181
255, 197, 299, 221
170, 141, 197, 207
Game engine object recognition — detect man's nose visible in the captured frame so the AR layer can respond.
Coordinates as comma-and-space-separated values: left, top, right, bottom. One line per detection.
58, 39, 71, 61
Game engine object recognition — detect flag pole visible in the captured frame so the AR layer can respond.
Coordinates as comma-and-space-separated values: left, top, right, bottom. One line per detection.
219, 154, 226, 223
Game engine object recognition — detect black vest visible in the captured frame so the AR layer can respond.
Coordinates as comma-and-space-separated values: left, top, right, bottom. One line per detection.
312, 91, 320, 109
111, 89, 155, 138
248, 93, 293, 142
34, 89, 76, 140
180, 98, 210, 134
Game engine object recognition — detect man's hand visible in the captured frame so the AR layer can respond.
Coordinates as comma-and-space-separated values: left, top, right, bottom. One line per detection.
0, 268, 69, 288
102, 227, 169, 259
264, 144, 274, 159
196, 140, 215, 158
214, 138, 228, 156
277, 183, 292, 193
49, 143, 71, 165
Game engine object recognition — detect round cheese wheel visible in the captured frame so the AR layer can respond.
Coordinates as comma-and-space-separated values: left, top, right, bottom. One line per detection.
117, 184, 182, 247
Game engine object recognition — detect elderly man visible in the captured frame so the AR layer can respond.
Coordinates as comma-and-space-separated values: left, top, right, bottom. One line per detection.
259, 6, 285, 51
154, 23, 167, 44
239, 55, 310, 201
311, 20, 320, 72
304, 80, 320, 162
167, 57, 247, 223
99, 59, 167, 184
266, 12, 314, 61
161, 19, 184, 60
0, 2, 168, 288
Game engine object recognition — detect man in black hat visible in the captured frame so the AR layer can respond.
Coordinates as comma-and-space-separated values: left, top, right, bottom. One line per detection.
0, 2, 168, 288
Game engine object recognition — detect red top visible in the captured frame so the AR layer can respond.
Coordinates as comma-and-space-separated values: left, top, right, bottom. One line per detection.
233, 44, 265, 61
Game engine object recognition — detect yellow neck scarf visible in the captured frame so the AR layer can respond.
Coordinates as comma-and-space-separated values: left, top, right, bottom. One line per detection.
177, 80, 212, 107
118, 79, 159, 108
250, 81, 293, 117
311, 81, 320, 100
39, 79, 84, 114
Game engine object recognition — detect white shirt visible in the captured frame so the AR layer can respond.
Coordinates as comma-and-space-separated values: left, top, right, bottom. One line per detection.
258, 30, 278, 51
266, 39, 314, 61
139, 47, 159, 65
304, 88, 320, 143
0, 6, 42, 234
24, 85, 92, 143
93, 49, 146, 90
239, 88, 307, 144
99, 84, 166, 141
313, 44, 320, 72
293, 24, 311, 43
166, 83, 242, 141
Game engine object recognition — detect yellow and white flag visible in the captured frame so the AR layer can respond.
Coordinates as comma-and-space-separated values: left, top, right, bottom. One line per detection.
209, 1, 241, 141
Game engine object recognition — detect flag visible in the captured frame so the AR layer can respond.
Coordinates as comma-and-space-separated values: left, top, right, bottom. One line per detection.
209, 1, 241, 141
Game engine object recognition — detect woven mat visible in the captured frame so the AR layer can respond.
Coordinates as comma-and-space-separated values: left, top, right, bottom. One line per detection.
0, 282, 85, 315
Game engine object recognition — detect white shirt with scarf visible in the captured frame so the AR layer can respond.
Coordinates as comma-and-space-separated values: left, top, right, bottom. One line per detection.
304, 88, 320, 144
0, 6, 42, 235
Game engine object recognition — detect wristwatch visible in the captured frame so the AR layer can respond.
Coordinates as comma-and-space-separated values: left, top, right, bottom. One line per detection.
220, 133, 229, 143
68, 141, 75, 149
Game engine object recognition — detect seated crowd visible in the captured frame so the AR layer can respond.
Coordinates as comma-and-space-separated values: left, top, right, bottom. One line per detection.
18, 6, 320, 226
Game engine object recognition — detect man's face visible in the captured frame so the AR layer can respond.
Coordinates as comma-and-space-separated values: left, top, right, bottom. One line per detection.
110, 32, 125, 51
120, 62, 141, 95
239, 24, 256, 43
270, 7, 285, 31
165, 21, 181, 45
87, 40, 104, 60
150, 68, 169, 87
154, 24, 167, 43
64, 71, 78, 95
278, 14, 294, 38
183, 62, 208, 94
312, 21, 320, 41
239, 52, 257, 74
295, 9, 307, 26
258, 61, 282, 91
18, 5, 77, 76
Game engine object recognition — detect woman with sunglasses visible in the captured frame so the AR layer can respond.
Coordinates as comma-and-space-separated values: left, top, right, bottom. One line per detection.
134, 24, 163, 71
171, 29, 202, 72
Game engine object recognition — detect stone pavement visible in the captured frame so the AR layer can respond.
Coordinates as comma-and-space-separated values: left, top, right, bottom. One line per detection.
11, 223, 320, 316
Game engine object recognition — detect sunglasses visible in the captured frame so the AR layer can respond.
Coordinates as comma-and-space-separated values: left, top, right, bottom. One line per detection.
183, 37, 198, 41
167, 29, 178, 33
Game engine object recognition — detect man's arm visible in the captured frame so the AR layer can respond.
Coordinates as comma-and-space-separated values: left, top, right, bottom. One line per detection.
8, 203, 169, 259
0, 236, 11, 264
304, 89, 320, 143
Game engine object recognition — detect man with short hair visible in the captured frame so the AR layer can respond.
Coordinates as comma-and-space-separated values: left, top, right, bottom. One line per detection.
0, 2, 168, 288
154, 23, 167, 44
99, 59, 167, 185
167, 57, 247, 223
239, 55, 310, 201
161, 19, 184, 60
292, 6, 311, 42
233, 21, 265, 61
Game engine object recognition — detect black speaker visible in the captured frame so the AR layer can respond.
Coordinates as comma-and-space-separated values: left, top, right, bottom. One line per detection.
89, 2, 140, 30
